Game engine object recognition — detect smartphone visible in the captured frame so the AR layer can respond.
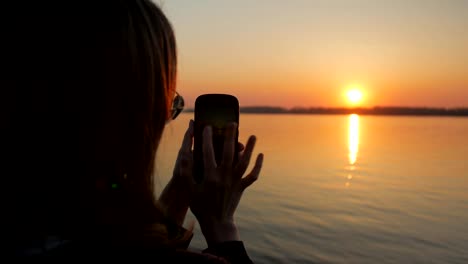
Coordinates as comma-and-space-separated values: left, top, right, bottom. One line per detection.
193, 94, 240, 183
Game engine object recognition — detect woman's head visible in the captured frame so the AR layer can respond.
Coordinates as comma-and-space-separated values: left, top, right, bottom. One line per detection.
5, 0, 178, 243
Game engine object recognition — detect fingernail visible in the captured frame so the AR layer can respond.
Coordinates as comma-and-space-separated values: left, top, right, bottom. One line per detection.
228, 122, 237, 130
204, 126, 212, 136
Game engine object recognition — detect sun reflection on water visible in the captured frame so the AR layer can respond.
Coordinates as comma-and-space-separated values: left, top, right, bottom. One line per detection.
348, 114, 359, 165
346, 114, 360, 187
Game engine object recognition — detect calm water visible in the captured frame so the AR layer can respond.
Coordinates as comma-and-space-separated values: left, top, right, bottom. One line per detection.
156, 113, 468, 264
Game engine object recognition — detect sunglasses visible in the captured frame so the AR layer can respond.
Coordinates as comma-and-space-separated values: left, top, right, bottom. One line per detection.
170, 91, 184, 120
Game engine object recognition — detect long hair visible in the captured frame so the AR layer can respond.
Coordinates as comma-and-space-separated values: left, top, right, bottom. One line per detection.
3, 0, 179, 250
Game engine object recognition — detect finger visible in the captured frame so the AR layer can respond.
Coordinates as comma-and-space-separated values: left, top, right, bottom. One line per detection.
237, 142, 245, 152
241, 153, 264, 190
202, 126, 217, 170
178, 152, 194, 180
221, 122, 237, 167
237, 142, 245, 162
179, 120, 194, 154
236, 136, 256, 175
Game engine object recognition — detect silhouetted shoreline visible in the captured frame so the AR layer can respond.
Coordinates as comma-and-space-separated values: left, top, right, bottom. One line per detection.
185, 106, 468, 116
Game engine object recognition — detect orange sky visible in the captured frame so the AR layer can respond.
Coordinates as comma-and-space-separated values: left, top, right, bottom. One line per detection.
160, 0, 468, 108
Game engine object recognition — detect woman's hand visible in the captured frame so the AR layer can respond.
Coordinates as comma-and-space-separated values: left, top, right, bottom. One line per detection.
158, 120, 195, 226
190, 123, 264, 246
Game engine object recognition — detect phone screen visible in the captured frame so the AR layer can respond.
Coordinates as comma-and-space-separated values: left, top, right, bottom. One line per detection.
193, 94, 239, 183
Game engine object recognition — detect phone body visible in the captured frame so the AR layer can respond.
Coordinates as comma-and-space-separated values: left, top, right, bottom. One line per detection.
193, 94, 240, 183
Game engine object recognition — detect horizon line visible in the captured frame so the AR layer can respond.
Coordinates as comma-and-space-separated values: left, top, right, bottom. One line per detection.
185, 105, 468, 110
182, 105, 468, 117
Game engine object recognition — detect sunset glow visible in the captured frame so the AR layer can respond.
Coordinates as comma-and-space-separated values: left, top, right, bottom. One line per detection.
163, 1, 468, 108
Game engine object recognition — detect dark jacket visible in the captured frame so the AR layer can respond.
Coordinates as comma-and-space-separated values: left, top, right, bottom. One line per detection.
15, 232, 253, 263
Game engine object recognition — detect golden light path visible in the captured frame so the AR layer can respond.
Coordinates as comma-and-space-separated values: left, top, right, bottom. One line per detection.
346, 114, 360, 187
348, 114, 360, 165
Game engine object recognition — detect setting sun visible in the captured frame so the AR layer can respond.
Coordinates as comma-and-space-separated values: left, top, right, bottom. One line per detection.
346, 89, 363, 105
